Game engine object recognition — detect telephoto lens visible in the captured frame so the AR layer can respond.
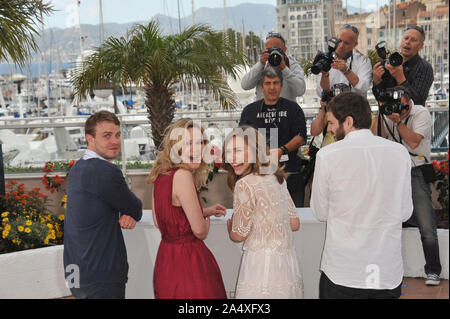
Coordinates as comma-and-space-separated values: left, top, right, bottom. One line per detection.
268, 46, 284, 67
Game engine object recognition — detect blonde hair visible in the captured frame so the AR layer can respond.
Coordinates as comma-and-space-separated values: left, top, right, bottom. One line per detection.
147, 118, 210, 189
222, 125, 287, 191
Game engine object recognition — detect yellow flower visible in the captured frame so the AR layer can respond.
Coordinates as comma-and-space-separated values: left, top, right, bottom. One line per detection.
2, 230, 8, 238
18, 226, 24, 232
47, 223, 53, 229
61, 195, 67, 203
4, 224, 11, 231
44, 238, 49, 245
2, 217, 8, 222
1, 212, 9, 217
24, 227, 31, 233
25, 220, 32, 226
58, 214, 65, 221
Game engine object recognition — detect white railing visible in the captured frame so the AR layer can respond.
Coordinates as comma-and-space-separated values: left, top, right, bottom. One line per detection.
1, 103, 448, 174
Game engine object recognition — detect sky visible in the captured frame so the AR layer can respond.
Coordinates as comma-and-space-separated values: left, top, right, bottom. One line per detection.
44, 0, 388, 29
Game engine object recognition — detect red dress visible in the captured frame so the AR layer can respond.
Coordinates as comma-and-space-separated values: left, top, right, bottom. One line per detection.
153, 169, 227, 299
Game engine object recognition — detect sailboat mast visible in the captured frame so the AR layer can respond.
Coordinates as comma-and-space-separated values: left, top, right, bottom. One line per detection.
177, 0, 182, 33
192, 0, 195, 25
99, 0, 104, 45
77, 0, 83, 53
223, 0, 227, 32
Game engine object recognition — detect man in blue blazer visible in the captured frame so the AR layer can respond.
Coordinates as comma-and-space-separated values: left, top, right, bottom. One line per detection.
64, 111, 143, 299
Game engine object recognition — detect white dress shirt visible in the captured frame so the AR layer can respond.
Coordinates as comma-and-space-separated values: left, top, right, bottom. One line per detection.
241, 55, 306, 102
311, 129, 413, 290
83, 149, 107, 161
316, 51, 372, 98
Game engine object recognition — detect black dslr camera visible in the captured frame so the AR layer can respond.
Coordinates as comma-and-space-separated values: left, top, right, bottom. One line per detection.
321, 83, 352, 103
373, 41, 403, 95
378, 88, 410, 116
311, 37, 340, 75
268, 46, 284, 67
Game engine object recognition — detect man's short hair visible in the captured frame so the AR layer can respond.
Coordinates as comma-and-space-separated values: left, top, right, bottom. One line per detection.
327, 92, 372, 129
259, 66, 283, 87
340, 24, 359, 39
85, 110, 120, 137
405, 25, 425, 43
266, 31, 286, 46
393, 85, 412, 102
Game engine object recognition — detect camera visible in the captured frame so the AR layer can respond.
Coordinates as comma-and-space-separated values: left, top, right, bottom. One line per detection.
311, 37, 340, 75
321, 83, 352, 103
268, 46, 284, 67
373, 41, 403, 96
378, 88, 410, 116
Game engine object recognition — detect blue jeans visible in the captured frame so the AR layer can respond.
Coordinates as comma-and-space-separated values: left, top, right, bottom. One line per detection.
70, 282, 126, 299
408, 167, 441, 276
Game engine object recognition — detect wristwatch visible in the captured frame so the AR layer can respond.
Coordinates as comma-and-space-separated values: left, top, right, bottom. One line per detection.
280, 145, 289, 155
344, 67, 351, 75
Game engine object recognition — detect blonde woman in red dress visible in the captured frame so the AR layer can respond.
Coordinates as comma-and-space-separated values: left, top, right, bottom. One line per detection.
147, 118, 227, 299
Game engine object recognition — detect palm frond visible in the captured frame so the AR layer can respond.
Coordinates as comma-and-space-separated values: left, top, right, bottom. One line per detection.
0, 0, 54, 66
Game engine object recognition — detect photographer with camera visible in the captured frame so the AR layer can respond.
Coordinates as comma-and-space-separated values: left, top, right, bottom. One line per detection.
311, 25, 372, 148
372, 25, 433, 106
241, 32, 306, 102
316, 24, 372, 99
372, 86, 441, 287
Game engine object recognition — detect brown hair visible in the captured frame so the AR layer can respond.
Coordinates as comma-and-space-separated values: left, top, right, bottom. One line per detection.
146, 118, 210, 190
85, 110, 120, 137
222, 125, 287, 192
327, 92, 372, 129
393, 85, 412, 102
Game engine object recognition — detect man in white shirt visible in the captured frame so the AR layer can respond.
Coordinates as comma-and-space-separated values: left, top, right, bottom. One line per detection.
371, 86, 442, 286
241, 32, 306, 102
316, 24, 372, 98
311, 92, 413, 299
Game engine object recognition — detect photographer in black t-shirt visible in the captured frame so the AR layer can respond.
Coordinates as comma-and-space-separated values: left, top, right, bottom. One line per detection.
239, 67, 307, 207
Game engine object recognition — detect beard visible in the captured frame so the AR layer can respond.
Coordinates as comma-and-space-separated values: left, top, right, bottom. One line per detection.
335, 124, 346, 141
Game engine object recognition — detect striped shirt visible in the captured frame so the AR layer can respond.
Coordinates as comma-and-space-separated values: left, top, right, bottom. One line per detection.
400, 54, 434, 106
374, 54, 434, 106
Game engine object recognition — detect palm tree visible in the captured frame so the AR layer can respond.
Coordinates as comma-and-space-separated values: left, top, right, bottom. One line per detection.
0, 0, 53, 66
0, 0, 53, 210
71, 21, 249, 149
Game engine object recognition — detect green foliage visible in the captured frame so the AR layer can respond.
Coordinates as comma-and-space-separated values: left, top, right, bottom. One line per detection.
299, 58, 314, 78
0, 0, 54, 66
1, 181, 64, 254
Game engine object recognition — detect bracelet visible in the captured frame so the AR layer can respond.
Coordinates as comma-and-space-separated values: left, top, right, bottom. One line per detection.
281, 145, 289, 155
344, 67, 351, 75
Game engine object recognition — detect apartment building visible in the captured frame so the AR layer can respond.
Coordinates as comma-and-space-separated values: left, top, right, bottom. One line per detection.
276, 0, 344, 61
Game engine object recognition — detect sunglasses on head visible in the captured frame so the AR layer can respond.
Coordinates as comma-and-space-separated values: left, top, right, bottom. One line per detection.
406, 25, 425, 39
266, 32, 286, 45
342, 24, 359, 36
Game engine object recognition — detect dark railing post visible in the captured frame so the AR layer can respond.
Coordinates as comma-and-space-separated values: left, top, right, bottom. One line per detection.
0, 144, 5, 211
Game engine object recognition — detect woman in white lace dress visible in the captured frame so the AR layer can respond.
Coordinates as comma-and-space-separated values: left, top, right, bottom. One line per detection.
223, 126, 303, 299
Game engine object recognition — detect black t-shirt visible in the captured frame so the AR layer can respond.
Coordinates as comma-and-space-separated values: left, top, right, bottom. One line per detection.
239, 97, 307, 172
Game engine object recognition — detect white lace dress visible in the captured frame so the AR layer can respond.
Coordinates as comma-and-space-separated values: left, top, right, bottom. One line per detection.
232, 174, 303, 299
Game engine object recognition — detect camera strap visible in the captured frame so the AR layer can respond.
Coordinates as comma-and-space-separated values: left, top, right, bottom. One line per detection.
345, 53, 354, 89
381, 114, 410, 144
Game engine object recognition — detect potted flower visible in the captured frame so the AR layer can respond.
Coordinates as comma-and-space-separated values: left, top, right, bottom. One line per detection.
432, 150, 449, 229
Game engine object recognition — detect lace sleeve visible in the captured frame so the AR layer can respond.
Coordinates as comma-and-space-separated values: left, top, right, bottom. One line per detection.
285, 182, 298, 218
232, 179, 255, 237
